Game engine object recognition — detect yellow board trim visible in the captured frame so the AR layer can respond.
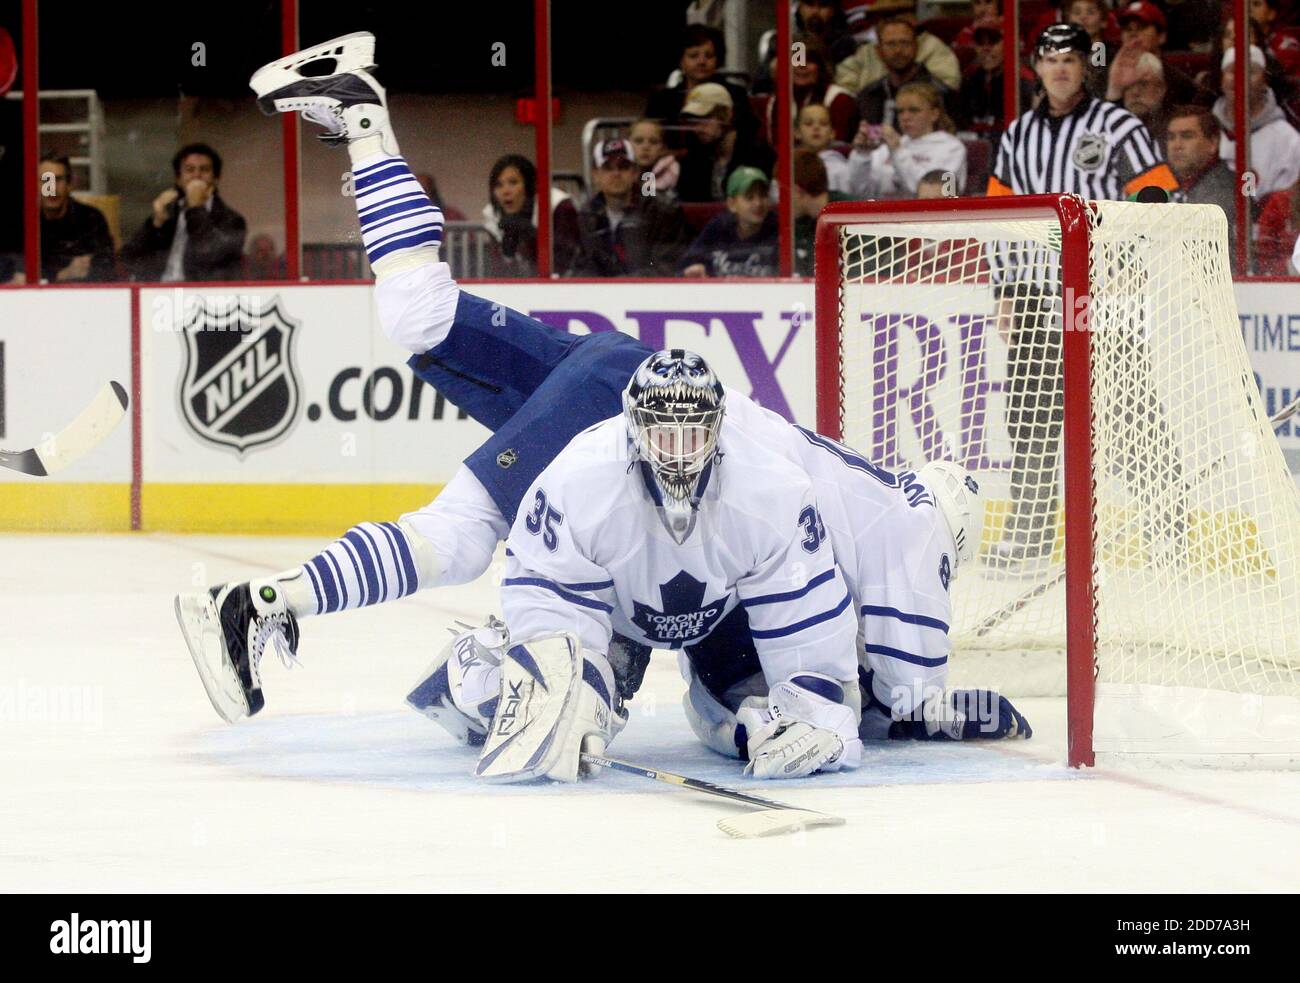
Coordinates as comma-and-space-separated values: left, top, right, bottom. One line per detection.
141, 484, 445, 534
0, 483, 132, 532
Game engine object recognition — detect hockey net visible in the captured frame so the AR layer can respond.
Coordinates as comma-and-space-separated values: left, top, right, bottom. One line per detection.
816, 195, 1300, 765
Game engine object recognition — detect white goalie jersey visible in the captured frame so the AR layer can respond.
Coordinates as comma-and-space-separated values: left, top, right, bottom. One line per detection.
723, 393, 959, 716
500, 415, 860, 686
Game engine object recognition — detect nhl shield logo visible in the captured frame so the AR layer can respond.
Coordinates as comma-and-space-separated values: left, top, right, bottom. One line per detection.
1072, 132, 1106, 172
179, 297, 301, 455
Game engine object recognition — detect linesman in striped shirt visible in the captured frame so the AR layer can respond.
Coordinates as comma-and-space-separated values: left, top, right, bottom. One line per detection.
986, 23, 1179, 565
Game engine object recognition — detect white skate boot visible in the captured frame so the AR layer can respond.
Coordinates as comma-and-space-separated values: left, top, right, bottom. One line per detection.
249, 31, 398, 155
175, 580, 301, 722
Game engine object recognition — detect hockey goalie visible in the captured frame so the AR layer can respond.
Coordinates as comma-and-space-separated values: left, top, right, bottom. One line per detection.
175, 31, 1031, 786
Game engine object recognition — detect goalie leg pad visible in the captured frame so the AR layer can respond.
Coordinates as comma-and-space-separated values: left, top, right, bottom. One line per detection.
474, 634, 622, 783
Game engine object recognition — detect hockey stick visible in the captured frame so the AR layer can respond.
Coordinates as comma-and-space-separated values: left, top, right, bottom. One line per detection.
580, 752, 846, 838
0, 381, 129, 477
1271, 393, 1300, 429
974, 395, 1300, 637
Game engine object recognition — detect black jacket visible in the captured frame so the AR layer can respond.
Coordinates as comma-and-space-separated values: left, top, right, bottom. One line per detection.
122, 192, 246, 282
572, 193, 694, 277
41, 197, 116, 282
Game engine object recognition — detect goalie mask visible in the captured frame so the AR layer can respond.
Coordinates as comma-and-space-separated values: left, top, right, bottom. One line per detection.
623, 350, 726, 535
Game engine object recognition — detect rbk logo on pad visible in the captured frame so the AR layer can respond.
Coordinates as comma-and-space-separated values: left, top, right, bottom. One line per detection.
179, 296, 301, 455
631, 570, 728, 648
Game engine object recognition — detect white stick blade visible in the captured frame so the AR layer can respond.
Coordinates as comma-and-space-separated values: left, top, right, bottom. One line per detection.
716, 809, 845, 839
36, 381, 129, 475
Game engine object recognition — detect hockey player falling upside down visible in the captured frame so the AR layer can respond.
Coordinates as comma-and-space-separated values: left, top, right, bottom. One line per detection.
175, 32, 1030, 784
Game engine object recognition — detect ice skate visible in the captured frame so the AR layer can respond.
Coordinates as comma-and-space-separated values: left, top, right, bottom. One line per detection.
249, 31, 397, 155
175, 581, 300, 723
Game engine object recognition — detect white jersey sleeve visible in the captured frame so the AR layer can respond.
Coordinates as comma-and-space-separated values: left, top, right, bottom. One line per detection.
732, 486, 859, 686
855, 487, 955, 717
500, 477, 618, 658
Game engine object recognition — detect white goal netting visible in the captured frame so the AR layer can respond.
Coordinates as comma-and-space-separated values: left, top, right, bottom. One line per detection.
829, 199, 1300, 762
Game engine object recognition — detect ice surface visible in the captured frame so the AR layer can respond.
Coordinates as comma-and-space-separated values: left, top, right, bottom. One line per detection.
1, 534, 1297, 892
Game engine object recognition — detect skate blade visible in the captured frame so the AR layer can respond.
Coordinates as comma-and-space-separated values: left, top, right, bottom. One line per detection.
250, 31, 376, 95
174, 593, 249, 724
716, 809, 846, 839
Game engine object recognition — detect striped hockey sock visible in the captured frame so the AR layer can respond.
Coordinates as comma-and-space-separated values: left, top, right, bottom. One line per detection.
351, 154, 444, 270
299, 521, 423, 615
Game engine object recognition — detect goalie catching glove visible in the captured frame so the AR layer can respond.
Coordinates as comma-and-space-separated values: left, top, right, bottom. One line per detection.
737, 673, 862, 779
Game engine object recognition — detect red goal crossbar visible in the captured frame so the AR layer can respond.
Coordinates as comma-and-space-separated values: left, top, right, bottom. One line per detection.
814, 194, 1097, 767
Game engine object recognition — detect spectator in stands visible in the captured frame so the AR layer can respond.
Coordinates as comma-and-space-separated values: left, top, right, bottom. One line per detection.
792, 151, 855, 275
645, 25, 758, 148
675, 83, 776, 202
1254, 179, 1300, 275
1250, 0, 1300, 76
797, 103, 865, 195
1163, 0, 1222, 52
836, 2, 962, 96
791, 35, 860, 143
1200, 12, 1300, 127
957, 18, 1034, 135
1122, 53, 1174, 145
849, 18, 957, 128
415, 173, 466, 221
38, 153, 115, 283
628, 119, 680, 199
122, 143, 245, 282
480, 153, 580, 277
243, 233, 285, 280
1066, 0, 1117, 95
796, 0, 859, 64
953, 0, 1002, 48
915, 168, 958, 199
1025, 0, 1122, 58
1213, 45, 1300, 196
679, 167, 778, 277
1165, 106, 1239, 266
571, 138, 693, 277
851, 80, 967, 197
1106, 2, 1212, 107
